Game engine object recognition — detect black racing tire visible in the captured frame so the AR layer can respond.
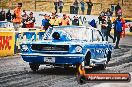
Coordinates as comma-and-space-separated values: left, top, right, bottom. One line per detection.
107, 51, 111, 64
85, 51, 91, 66
98, 64, 106, 70
77, 75, 86, 85
29, 63, 40, 71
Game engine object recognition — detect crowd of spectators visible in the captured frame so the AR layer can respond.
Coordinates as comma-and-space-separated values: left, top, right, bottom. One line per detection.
54, 0, 93, 15
41, 12, 83, 31
0, 9, 11, 22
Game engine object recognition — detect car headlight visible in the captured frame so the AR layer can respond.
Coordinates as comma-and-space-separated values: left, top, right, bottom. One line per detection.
75, 46, 82, 53
21, 45, 28, 51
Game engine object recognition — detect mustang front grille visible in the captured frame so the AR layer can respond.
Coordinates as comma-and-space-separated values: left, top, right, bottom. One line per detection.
31, 44, 69, 51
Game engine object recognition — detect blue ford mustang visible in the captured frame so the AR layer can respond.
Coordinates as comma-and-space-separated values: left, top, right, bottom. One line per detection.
20, 26, 114, 71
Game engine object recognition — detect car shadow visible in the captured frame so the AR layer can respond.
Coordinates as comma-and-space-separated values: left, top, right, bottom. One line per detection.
31, 67, 78, 75
29, 66, 102, 75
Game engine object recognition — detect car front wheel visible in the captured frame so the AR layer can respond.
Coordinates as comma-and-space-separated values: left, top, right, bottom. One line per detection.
98, 64, 106, 70
85, 51, 91, 66
107, 51, 111, 64
29, 63, 40, 71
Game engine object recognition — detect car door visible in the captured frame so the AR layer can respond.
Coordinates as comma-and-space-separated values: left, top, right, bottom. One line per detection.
84, 29, 96, 59
92, 29, 106, 58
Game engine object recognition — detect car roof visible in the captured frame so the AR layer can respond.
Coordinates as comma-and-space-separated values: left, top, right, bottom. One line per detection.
52, 26, 99, 31
86, 26, 100, 31
53, 26, 86, 28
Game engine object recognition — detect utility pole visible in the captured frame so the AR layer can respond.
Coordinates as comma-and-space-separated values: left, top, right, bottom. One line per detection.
0, 0, 1, 8
35, 0, 36, 11
122, 0, 123, 6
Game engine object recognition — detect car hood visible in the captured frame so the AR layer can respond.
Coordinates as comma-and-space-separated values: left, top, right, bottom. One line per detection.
21, 40, 90, 46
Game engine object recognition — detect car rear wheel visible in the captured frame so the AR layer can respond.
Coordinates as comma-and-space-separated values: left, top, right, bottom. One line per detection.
29, 63, 40, 71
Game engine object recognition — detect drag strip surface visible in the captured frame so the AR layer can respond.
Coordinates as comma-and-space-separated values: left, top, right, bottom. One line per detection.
0, 36, 132, 87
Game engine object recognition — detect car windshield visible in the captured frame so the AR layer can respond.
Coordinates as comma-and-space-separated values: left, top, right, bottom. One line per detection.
44, 26, 91, 41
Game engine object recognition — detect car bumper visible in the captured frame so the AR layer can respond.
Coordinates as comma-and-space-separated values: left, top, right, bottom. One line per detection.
21, 53, 85, 65
90, 58, 107, 65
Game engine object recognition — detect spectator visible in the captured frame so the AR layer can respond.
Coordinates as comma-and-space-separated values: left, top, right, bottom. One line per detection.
106, 17, 114, 42
54, 0, 59, 13
22, 10, 28, 28
72, 16, 81, 26
12, 3, 22, 31
115, 3, 121, 17
6, 10, 12, 22
98, 15, 102, 24
100, 9, 106, 16
49, 13, 60, 26
0, 10, 6, 21
41, 14, 51, 31
98, 10, 106, 24
130, 25, 132, 32
89, 19, 96, 28
80, 0, 85, 15
106, 8, 113, 16
113, 15, 123, 49
113, 18, 116, 42
121, 18, 126, 38
0, 8, 5, 13
117, 9, 122, 16
86, 0, 93, 15
26, 12, 35, 28
58, 0, 64, 13
101, 19, 107, 40
67, 15, 72, 25
60, 14, 70, 26
73, 0, 79, 14
102, 16, 106, 24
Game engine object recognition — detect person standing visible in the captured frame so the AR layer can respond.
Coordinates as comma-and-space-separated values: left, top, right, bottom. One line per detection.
106, 8, 113, 16
60, 14, 70, 26
41, 14, 51, 31
58, 0, 64, 13
0, 8, 6, 21
6, 10, 12, 22
106, 17, 114, 42
100, 9, 106, 17
80, 0, 85, 15
49, 13, 60, 26
101, 19, 107, 40
72, 16, 82, 26
0, 10, 6, 21
12, 3, 22, 31
25, 12, 35, 28
98, 15, 102, 24
121, 18, 126, 38
22, 10, 28, 28
86, 0, 93, 15
129, 25, 132, 32
54, 0, 59, 13
73, 0, 79, 14
115, 3, 121, 17
113, 15, 123, 49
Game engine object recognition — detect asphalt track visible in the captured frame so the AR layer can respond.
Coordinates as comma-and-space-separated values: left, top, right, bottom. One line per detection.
0, 36, 132, 87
